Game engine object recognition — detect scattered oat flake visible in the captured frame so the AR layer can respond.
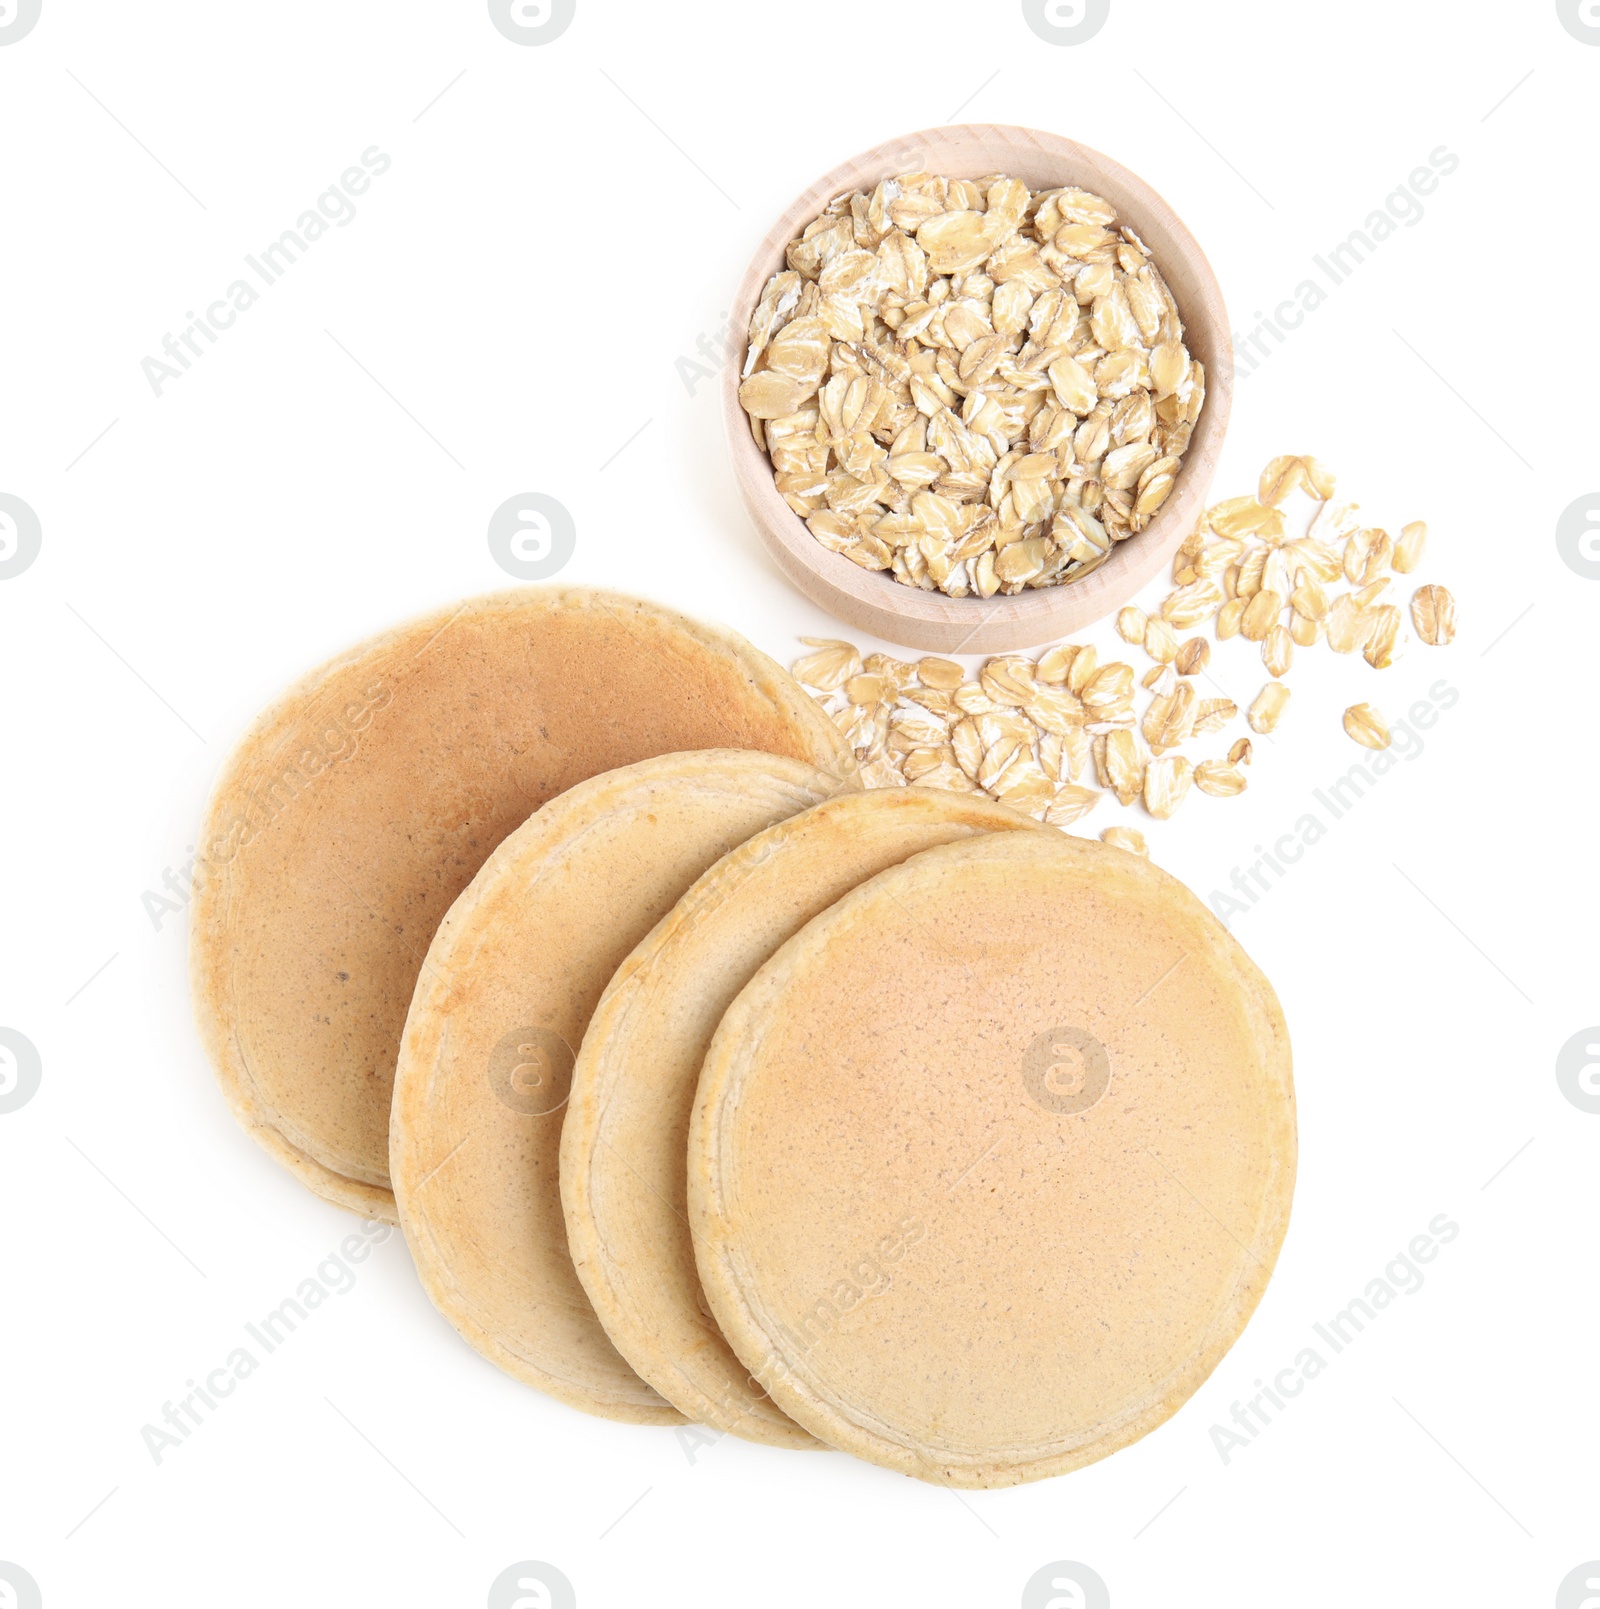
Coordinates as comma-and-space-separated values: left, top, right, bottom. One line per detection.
1162, 579, 1224, 627
1290, 579, 1328, 621
981, 656, 1036, 706
917, 656, 965, 690
1143, 681, 1197, 754
1194, 759, 1247, 797
1363, 605, 1402, 669
1192, 697, 1236, 735
1343, 703, 1390, 749
1258, 455, 1306, 506
1045, 785, 1101, 827
793, 642, 863, 689
1035, 643, 1077, 685
1411, 584, 1456, 646
1066, 644, 1099, 694
1324, 593, 1371, 654
1101, 825, 1149, 856
1208, 497, 1281, 540
1262, 623, 1294, 678
1143, 754, 1193, 819
1393, 521, 1428, 574
1142, 617, 1179, 663
1249, 682, 1291, 733
1344, 528, 1392, 585
1240, 588, 1281, 642
1103, 728, 1144, 806
1175, 637, 1210, 676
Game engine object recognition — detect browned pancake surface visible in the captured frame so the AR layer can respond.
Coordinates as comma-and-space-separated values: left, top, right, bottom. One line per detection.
563, 787, 1043, 1448
690, 829, 1295, 1486
392, 750, 845, 1421
191, 588, 852, 1218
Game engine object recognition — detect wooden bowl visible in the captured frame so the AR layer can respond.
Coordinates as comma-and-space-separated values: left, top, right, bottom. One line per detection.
723, 124, 1233, 654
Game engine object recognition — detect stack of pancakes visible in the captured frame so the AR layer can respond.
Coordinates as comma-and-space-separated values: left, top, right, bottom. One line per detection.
192, 586, 1295, 1488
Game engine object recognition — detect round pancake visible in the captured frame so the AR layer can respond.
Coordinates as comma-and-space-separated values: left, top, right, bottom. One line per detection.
689, 830, 1295, 1486
390, 750, 847, 1422
190, 588, 853, 1221
562, 787, 1045, 1449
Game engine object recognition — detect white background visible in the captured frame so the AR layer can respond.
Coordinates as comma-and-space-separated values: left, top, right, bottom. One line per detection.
1, 1, 1596, 1605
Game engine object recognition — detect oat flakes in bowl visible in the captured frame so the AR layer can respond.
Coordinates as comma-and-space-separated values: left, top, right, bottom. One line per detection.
725, 126, 1232, 653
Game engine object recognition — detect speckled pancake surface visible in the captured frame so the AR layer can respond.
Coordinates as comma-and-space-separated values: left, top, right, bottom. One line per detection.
189, 588, 852, 1221
689, 830, 1295, 1487
390, 750, 846, 1423
562, 788, 1043, 1449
